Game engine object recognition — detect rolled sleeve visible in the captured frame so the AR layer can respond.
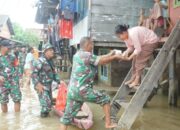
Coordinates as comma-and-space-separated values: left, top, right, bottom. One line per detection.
126, 47, 134, 53
89, 55, 100, 66
125, 41, 134, 54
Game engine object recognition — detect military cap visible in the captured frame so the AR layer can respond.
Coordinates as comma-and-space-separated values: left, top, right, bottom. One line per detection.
42, 43, 54, 52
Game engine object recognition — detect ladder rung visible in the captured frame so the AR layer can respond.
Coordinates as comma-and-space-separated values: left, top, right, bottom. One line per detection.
154, 48, 161, 52
144, 67, 150, 71
159, 79, 168, 86
115, 100, 129, 109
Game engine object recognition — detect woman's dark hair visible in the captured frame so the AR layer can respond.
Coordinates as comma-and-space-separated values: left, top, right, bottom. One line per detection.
115, 24, 129, 34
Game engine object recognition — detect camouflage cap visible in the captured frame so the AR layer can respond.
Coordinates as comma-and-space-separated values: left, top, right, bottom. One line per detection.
42, 43, 54, 52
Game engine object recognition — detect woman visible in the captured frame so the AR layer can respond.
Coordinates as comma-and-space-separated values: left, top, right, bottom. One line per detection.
24, 47, 34, 86
115, 25, 160, 88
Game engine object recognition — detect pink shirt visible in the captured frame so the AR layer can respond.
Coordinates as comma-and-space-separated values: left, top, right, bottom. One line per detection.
124, 26, 159, 55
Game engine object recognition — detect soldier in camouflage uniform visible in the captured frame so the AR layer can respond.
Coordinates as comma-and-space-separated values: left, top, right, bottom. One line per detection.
18, 47, 26, 77
32, 43, 60, 117
0, 40, 21, 113
17, 47, 27, 87
60, 37, 123, 130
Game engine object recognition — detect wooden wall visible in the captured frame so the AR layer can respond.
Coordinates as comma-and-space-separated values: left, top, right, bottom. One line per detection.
90, 0, 154, 43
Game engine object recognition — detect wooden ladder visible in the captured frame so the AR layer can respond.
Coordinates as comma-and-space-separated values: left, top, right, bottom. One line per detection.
110, 20, 180, 130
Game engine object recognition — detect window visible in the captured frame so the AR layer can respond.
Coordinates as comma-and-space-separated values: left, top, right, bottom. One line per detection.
174, 0, 180, 8
99, 49, 109, 81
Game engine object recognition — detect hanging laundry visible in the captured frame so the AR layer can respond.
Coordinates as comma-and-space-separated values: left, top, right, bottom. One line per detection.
59, 19, 73, 39
60, 0, 76, 12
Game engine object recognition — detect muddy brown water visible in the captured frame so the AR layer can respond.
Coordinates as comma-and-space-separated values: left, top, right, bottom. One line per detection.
0, 86, 180, 130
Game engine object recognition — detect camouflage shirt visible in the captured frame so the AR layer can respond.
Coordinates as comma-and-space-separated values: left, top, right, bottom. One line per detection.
18, 52, 26, 66
32, 55, 60, 91
68, 50, 100, 94
0, 53, 17, 87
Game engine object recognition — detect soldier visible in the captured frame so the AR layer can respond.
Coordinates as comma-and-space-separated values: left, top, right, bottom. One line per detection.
18, 47, 27, 87
60, 37, 123, 130
0, 40, 21, 113
18, 47, 27, 76
32, 43, 60, 118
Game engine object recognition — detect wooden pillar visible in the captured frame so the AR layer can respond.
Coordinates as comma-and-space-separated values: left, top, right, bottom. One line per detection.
168, 52, 178, 106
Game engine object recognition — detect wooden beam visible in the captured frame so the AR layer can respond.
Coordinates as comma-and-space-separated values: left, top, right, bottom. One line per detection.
168, 52, 178, 106
94, 42, 126, 48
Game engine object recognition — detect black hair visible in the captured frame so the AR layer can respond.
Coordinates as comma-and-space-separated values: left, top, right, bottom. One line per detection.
115, 24, 129, 34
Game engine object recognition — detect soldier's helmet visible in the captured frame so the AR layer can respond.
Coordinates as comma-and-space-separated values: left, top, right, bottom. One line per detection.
42, 43, 54, 53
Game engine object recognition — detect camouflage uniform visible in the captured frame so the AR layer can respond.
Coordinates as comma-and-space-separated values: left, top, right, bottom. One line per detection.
0, 53, 22, 104
18, 51, 26, 77
60, 50, 110, 125
32, 44, 60, 113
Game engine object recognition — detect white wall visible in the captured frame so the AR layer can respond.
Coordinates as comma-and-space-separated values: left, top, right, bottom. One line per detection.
70, 16, 89, 46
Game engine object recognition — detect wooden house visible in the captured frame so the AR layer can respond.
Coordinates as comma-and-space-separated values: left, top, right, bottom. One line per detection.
71, 0, 154, 87
0, 15, 14, 39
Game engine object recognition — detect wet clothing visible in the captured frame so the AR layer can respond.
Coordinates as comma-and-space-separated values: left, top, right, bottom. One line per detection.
32, 55, 60, 113
124, 26, 159, 80
60, 50, 110, 125
0, 53, 21, 104
131, 43, 158, 78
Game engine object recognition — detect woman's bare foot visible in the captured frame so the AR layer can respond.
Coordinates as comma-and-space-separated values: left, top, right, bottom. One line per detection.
105, 123, 117, 129
125, 77, 135, 85
128, 81, 140, 88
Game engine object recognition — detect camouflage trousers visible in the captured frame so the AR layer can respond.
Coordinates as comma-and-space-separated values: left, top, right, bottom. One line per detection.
0, 82, 21, 104
60, 87, 110, 125
18, 65, 24, 76
38, 90, 53, 113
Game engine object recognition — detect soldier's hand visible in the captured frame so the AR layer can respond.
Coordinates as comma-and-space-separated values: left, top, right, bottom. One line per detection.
36, 83, 44, 94
0, 76, 5, 83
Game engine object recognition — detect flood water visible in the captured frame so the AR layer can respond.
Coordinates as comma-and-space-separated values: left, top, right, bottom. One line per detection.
0, 86, 180, 130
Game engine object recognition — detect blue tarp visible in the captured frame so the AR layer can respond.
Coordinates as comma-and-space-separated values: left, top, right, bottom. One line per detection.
60, 0, 76, 12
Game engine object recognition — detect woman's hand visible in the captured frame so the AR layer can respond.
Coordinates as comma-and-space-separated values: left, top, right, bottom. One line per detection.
122, 51, 129, 58
123, 53, 137, 61
108, 50, 116, 56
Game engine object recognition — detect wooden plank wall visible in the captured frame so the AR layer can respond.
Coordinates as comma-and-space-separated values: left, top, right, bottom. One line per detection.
90, 0, 154, 42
